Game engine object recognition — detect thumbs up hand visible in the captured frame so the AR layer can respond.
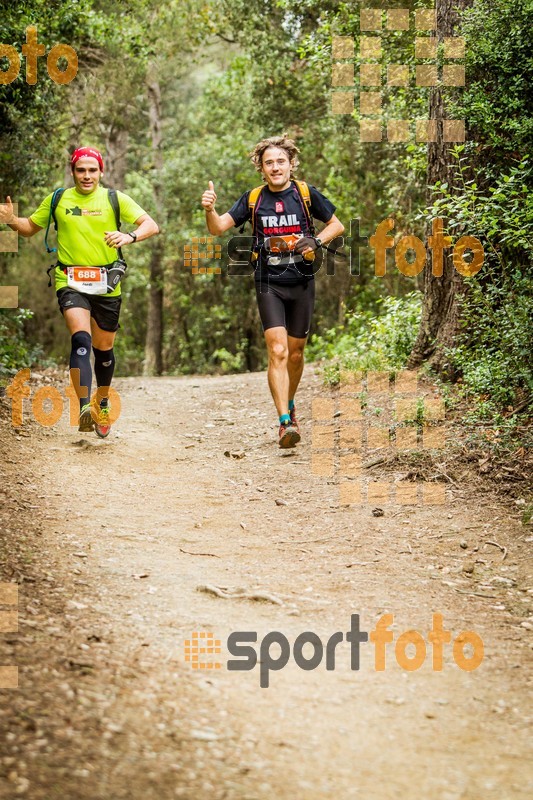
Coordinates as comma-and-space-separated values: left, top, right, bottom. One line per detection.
201, 181, 217, 212
0, 196, 14, 224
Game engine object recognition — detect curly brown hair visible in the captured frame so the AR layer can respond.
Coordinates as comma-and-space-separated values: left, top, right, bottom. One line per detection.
249, 135, 300, 176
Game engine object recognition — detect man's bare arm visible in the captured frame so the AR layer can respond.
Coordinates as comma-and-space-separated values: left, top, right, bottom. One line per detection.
132, 214, 159, 241
201, 181, 235, 235
317, 214, 345, 245
294, 214, 345, 256
104, 213, 160, 249
0, 196, 42, 238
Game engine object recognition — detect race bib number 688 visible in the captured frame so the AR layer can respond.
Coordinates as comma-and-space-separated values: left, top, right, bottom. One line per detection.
66, 266, 108, 295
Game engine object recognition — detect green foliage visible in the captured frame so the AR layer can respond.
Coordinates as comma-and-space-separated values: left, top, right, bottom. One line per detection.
0, 0, 113, 195
0, 309, 43, 376
2, 0, 432, 378
308, 292, 422, 385
1, 0, 531, 408
456, 0, 533, 159
428, 149, 533, 249
427, 150, 532, 413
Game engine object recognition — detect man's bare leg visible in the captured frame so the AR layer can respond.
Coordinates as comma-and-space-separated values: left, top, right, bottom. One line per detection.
287, 335, 307, 404
264, 326, 290, 417
264, 327, 301, 447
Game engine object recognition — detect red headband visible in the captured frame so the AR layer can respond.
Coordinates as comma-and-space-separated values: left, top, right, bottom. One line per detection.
71, 147, 104, 173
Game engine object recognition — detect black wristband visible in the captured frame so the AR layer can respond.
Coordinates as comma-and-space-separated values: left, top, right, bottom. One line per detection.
128, 231, 137, 243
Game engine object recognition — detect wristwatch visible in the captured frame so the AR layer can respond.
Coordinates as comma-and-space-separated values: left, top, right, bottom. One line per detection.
314, 237, 323, 248
128, 231, 137, 243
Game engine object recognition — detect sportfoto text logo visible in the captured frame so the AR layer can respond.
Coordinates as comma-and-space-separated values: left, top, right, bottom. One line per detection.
0, 27, 78, 86
331, 7, 466, 143
2, 369, 121, 428
185, 614, 484, 688
188, 217, 484, 278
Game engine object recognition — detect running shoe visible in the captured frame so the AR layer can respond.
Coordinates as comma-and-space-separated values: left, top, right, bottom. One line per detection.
78, 402, 95, 433
279, 421, 301, 448
289, 407, 300, 433
95, 403, 111, 439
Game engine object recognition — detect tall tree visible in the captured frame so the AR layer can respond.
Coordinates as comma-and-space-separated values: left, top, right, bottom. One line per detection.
143, 70, 164, 375
408, 0, 470, 375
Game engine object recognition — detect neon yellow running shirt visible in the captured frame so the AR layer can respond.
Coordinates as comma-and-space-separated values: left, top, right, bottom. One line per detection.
30, 186, 146, 297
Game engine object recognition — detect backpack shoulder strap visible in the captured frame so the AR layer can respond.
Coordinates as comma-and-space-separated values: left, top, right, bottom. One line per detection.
295, 180, 311, 205
107, 188, 125, 262
107, 188, 121, 230
248, 185, 265, 236
51, 188, 66, 229
45, 188, 66, 254
248, 185, 264, 209
294, 180, 315, 235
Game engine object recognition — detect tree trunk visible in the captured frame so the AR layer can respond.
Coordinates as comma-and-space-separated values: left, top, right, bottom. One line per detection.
408, 0, 469, 376
143, 72, 165, 376
102, 127, 129, 190
64, 112, 83, 186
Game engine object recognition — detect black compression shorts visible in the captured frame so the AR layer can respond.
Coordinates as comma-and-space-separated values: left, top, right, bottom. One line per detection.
255, 281, 315, 339
57, 288, 122, 332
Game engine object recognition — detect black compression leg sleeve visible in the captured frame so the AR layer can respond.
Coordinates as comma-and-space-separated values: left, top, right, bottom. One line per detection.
93, 347, 115, 406
69, 331, 93, 411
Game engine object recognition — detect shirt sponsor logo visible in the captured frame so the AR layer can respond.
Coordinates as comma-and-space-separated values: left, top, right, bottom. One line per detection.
275, 201, 284, 213
65, 206, 102, 217
260, 213, 302, 236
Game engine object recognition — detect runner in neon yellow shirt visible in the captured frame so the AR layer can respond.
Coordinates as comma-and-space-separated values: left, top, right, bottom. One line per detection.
0, 147, 159, 436
31, 184, 148, 297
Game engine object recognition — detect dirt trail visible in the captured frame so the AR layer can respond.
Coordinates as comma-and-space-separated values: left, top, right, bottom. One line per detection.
0, 369, 531, 800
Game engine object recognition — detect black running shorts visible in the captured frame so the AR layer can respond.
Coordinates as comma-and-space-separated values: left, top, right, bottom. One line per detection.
57, 288, 122, 332
255, 280, 315, 339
